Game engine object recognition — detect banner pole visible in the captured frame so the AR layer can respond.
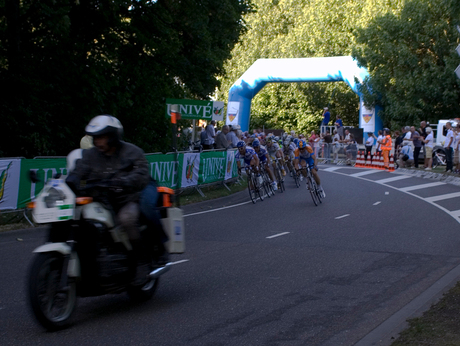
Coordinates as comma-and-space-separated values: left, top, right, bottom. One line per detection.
171, 104, 181, 208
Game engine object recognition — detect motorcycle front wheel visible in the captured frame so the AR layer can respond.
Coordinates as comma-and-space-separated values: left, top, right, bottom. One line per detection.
28, 252, 77, 330
127, 276, 159, 302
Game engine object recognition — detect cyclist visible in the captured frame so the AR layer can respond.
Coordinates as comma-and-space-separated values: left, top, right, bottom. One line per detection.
294, 139, 325, 197
252, 139, 278, 191
266, 136, 287, 176
283, 138, 297, 175
235, 141, 260, 190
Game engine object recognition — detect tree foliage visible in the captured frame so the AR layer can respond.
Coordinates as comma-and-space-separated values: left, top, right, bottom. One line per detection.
353, 0, 460, 129
216, 0, 406, 134
0, 0, 252, 157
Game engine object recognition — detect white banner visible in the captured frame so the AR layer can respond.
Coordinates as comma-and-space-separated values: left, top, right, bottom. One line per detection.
212, 101, 224, 121
0, 159, 21, 210
224, 150, 235, 181
360, 100, 375, 133
181, 153, 200, 188
226, 101, 240, 126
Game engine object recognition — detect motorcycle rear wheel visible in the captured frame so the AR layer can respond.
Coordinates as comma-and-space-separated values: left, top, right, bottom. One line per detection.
28, 252, 77, 331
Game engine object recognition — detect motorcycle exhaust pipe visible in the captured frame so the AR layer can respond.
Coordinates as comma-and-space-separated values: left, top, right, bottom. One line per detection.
149, 262, 172, 279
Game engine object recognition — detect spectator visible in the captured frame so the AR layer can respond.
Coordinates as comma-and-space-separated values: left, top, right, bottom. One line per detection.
444, 121, 454, 173
226, 124, 240, 148
394, 130, 403, 159
403, 126, 411, 140
423, 126, 434, 170
202, 120, 216, 149
376, 130, 383, 155
322, 131, 332, 161
335, 114, 344, 140
332, 129, 341, 162
215, 125, 231, 149
345, 133, 357, 163
381, 128, 392, 170
410, 126, 422, 168
398, 141, 414, 168
321, 107, 330, 134
454, 124, 460, 174
199, 126, 208, 148
365, 132, 375, 163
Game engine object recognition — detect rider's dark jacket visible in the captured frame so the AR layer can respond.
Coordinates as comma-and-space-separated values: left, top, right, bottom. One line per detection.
66, 141, 149, 207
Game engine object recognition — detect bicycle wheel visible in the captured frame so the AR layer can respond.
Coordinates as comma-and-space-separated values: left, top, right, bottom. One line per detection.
315, 184, 323, 204
306, 174, 319, 206
293, 171, 300, 188
247, 171, 257, 204
274, 166, 284, 193
261, 169, 272, 198
255, 174, 264, 201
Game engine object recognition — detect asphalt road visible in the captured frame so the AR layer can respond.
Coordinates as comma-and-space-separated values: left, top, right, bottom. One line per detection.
1, 165, 460, 346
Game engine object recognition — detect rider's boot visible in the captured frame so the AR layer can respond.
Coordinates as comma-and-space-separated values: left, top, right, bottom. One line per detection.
128, 240, 152, 286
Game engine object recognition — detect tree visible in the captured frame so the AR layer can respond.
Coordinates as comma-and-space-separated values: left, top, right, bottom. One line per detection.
0, 0, 252, 157
353, 0, 460, 129
216, 0, 405, 135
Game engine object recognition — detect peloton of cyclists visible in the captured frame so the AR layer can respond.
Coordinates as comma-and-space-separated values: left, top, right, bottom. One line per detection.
265, 135, 287, 177
294, 139, 326, 198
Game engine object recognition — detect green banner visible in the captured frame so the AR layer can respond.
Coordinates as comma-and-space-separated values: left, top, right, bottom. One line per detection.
198, 151, 227, 184
18, 158, 67, 209
166, 98, 225, 120
146, 153, 183, 189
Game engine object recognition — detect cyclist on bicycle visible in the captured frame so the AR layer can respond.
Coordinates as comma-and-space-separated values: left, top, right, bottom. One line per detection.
266, 136, 287, 176
283, 138, 297, 175
236, 140, 260, 175
252, 139, 278, 191
294, 139, 325, 197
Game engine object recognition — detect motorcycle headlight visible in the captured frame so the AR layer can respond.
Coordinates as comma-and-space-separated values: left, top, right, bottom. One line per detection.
44, 187, 66, 208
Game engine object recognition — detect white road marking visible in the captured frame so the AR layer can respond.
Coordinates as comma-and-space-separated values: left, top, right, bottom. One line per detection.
374, 175, 412, 184
373, 201, 381, 205
335, 214, 350, 219
184, 200, 252, 217
385, 192, 389, 195
399, 182, 446, 192
266, 232, 290, 239
323, 167, 343, 172
327, 169, 460, 224
425, 192, 460, 203
349, 170, 382, 177
170, 259, 190, 265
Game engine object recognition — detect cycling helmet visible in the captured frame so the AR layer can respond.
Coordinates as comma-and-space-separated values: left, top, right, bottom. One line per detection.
236, 141, 246, 148
85, 115, 123, 143
298, 139, 307, 149
252, 139, 260, 148
293, 138, 300, 145
266, 137, 273, 144
283, 140, 290, 147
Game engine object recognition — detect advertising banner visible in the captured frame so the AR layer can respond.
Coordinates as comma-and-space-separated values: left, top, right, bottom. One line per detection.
226, 101, 240, 126
18, 159, 67, 210
360, 100, 375, 133
225, 150, 237, 180
181, 153, 200, 188
0, 159, 22, 210
199, 151, 227, 184
146, 153, 182, 189
166, 99, 225, 121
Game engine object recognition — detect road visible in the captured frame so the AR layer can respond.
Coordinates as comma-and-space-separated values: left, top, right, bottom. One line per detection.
1, 165, 460, 346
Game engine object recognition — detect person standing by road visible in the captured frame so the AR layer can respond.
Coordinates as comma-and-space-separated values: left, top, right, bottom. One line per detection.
215, 125, 232, 149
226, 125, 240, 148
444, 121, 454, 173
410, 126, 422, 168
422, 127, 434, 170
335, 115, 344, 140
381, 128, 392, 171
321, 107, 330, 134
203, 120, 216, 149
365, 132, 375, 164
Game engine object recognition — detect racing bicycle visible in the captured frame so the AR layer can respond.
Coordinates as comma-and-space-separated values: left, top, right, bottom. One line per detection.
297, 166, 322, 206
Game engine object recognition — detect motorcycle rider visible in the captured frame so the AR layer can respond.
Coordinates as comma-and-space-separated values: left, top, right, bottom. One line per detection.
66, 115, 155, 285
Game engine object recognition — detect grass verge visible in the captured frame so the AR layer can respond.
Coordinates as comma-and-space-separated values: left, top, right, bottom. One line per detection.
391, 281, 460, 345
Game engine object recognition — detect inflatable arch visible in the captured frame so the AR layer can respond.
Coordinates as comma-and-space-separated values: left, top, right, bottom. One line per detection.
226, 56, 382, 136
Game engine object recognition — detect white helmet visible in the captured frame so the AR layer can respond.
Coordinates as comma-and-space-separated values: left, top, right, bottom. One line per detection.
85, 115, 123, 139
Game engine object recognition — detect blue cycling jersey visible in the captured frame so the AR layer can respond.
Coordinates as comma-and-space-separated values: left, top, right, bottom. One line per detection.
235, 147, 257, 165
255, 145, 268, 162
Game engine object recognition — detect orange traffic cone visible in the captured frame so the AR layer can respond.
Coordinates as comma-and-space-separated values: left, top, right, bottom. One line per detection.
355, 151, 363, 167
389, 155, 395, 172
379, 154, 385, 170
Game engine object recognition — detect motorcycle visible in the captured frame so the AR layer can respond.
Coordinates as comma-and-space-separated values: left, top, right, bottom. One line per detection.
26, 164, 185, 331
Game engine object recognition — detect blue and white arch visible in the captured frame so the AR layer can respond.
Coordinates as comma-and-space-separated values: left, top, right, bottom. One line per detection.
226, 56, 382, 136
